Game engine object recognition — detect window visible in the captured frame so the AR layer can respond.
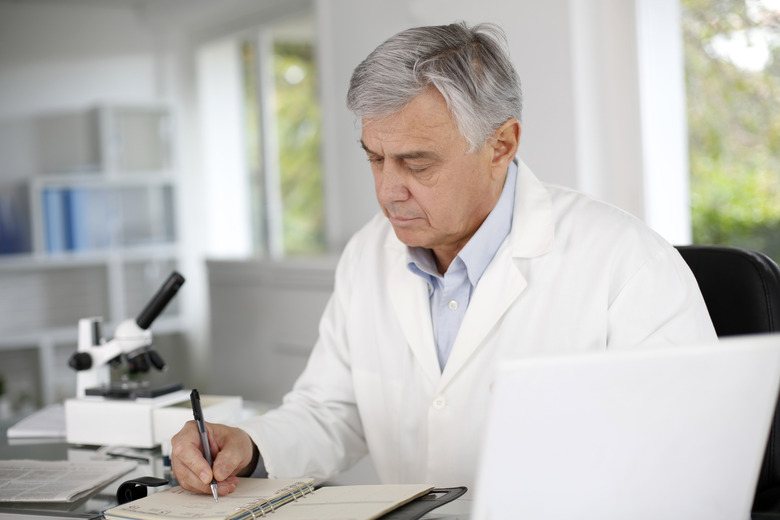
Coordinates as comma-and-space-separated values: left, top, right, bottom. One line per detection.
681, 0, 780, 261
197, 13, 325, 258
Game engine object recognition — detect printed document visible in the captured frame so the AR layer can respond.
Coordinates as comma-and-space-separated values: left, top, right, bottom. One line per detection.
0, 459, 136, 502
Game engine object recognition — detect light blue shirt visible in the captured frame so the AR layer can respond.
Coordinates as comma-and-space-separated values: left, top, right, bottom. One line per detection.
407, 160, 517, 371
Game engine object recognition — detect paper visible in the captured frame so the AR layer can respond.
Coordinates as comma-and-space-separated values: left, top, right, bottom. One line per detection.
268, 484, 434, 520
0, 459, 137, 502
7, 404, 66, 439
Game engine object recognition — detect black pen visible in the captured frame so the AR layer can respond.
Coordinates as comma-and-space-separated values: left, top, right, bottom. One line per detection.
190, 389, 219, 501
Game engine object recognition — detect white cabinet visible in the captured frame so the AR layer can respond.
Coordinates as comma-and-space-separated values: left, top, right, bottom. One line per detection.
207, 257, 337, 404
0, 105, 185, 412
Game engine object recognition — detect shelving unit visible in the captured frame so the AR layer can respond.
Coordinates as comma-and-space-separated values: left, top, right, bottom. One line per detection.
0, 105, 185, 411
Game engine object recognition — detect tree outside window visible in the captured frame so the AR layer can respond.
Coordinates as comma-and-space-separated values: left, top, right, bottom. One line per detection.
241, 18, 325, 258
681, 0, 780, 261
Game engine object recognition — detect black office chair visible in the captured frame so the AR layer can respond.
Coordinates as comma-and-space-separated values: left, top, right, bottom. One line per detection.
675, 245, 780, 513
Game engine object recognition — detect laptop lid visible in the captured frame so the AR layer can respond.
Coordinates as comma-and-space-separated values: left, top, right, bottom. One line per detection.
472, 334, 780, 520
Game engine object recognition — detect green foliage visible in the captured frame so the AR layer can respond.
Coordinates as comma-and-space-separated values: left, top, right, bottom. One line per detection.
682, 0, 780, 261
274, 41, 326, 255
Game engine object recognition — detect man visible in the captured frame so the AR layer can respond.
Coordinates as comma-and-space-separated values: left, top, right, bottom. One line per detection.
171, 22, 717, 496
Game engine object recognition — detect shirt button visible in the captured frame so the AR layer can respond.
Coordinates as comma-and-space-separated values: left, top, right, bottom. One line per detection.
432, 397, 446, 410
447, 299, 458, 310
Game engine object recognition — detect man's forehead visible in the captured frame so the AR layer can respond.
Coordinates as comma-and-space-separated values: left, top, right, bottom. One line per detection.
359, 126, 446, 158
360, 96, 462, 156
360, 137, 441, 160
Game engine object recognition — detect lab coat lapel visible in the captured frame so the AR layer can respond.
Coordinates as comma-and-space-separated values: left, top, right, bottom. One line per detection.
388, 253, 441, 386
439, 158, 555, 388
439, 246, 526, 387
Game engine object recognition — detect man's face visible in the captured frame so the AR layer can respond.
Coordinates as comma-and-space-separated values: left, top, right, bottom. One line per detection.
360, 89, 503, 270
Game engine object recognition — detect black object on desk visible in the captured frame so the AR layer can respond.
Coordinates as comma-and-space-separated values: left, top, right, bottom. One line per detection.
380, 486, 467, 520
117, 476, 169, 505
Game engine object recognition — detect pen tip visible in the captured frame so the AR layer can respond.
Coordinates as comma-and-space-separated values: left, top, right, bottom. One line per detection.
211, 484, 219, 502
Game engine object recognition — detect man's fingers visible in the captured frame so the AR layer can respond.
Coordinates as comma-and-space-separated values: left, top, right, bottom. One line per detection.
211, 425, 256, 480
172, 457, 212, 494
170, 421, 257, 496
170, 421, 216, 493
216, 476, 240, 496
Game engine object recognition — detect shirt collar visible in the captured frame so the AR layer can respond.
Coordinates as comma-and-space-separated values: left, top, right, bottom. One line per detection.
458, 160, 517, 285
406, 160, 518, 284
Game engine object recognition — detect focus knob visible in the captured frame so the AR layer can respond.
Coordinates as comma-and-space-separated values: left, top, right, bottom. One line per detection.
68, 352, 93, 371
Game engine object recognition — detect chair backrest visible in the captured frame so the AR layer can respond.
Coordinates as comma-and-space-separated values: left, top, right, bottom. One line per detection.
675, 245, 780, 511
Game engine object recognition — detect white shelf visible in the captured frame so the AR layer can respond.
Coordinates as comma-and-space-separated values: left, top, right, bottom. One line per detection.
0, 245, 179, 270
0, 104, 185, 411
0, 316, 184, 351
30, 172, 176, 189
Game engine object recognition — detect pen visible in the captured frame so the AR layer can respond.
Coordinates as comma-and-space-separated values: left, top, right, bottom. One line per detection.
190, 389, 219, 502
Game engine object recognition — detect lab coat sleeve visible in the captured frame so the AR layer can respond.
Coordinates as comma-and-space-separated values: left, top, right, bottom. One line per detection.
606, 244, 718, 348
236, 233, 369, 481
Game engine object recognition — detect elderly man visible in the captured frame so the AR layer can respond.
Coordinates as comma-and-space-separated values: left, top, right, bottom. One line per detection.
171, 22, 716, 495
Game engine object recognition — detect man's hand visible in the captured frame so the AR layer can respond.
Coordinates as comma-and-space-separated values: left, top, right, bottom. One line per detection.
171, 421, 258, 496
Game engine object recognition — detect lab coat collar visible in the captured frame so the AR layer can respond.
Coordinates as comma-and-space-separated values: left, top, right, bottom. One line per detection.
508, 157, 556, 259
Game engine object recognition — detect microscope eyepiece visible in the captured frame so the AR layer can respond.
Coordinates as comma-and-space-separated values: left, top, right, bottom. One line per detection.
135, 272, 185, 330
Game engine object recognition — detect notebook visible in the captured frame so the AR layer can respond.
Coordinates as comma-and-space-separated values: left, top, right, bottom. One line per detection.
472, 333, 780, 520
103, 478, 434, 520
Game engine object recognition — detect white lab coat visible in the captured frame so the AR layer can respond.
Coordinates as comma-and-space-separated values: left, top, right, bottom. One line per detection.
239, 159, 717, 490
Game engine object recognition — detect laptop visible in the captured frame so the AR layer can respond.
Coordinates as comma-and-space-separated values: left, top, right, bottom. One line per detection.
471, 333, 780, 520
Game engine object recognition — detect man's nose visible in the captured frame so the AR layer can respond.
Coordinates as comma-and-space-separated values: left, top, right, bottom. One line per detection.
376, 160, 409, 202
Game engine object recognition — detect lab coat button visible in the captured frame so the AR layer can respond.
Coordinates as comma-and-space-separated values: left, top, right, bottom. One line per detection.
432, 397, 446, 409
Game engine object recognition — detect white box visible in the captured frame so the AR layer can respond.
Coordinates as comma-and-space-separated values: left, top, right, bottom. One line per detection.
152, 394, 243, 447
64, 391, 243, 449
65, 390, 189, 448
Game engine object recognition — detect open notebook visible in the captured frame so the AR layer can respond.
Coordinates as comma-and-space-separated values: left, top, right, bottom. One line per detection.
472, 333, 780, 520
103, 478, 434, 520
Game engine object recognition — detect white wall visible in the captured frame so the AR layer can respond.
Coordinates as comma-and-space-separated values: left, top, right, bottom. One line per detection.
0, 1, 160, 181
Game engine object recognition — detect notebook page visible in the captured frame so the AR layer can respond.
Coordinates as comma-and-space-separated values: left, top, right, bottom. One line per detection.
103, 478, 314, 520
269, 484, 433, 520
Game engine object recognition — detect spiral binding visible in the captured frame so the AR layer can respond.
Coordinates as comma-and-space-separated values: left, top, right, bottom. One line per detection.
232, 481, 315, 518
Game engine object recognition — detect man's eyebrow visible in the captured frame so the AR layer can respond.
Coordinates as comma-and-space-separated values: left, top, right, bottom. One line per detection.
391, 150, 438, 161
359, 140, 438, 160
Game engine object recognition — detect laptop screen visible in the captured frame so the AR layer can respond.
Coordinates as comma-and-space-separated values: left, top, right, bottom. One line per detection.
472, 334, 780, 520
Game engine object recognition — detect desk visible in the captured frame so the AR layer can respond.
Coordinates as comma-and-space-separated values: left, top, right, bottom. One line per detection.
0, 414, 471, 519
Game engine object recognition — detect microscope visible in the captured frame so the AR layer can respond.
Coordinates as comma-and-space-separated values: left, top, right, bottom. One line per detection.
64, 271, 195, 448
67, 271, 185, 399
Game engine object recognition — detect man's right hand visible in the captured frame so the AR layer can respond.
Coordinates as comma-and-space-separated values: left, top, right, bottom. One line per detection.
170, 420, 259, 496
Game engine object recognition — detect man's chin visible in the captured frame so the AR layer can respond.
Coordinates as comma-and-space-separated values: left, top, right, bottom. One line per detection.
391, 226, 429, 248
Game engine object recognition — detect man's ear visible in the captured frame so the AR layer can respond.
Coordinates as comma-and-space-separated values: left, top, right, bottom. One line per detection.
490, 118, 521, 173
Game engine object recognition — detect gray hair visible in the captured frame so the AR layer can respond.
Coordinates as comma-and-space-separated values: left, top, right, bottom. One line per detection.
346, 22, 522, 152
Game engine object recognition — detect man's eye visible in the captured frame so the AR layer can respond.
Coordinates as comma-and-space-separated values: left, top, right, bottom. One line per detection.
367, 156, 384, 165
406, 162, 431, 174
